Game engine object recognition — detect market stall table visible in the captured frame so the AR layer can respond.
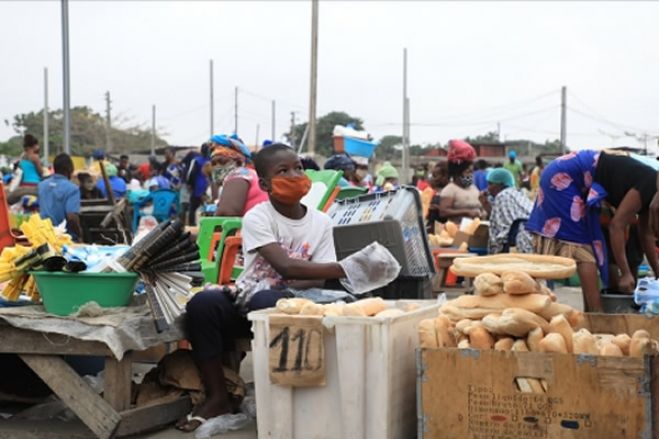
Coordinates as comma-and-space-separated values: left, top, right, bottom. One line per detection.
432, 250, 476, 295
0, 304, 188, 438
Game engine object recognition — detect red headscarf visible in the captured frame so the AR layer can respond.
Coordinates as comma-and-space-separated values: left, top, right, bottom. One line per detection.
447, 139, 476, 164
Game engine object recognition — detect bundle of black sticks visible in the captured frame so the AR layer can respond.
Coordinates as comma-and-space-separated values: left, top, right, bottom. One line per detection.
114, 219, 201, 331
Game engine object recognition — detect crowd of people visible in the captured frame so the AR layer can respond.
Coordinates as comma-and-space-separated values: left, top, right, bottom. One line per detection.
6, 133, 659, 316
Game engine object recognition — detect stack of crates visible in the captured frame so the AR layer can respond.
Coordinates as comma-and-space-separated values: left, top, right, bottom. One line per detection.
327, 186, 435, 299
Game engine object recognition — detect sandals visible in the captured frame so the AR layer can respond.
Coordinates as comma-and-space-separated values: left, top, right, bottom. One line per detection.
176, 413, 208, 432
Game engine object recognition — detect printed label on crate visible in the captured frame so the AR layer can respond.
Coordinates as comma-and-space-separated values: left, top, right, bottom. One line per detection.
268, 315, 325, 387
464, 385, 593, 439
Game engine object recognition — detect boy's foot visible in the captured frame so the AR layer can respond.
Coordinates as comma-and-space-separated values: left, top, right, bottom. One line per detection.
175, 396, 242, 432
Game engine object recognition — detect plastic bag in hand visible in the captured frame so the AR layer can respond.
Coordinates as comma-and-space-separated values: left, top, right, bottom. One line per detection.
194, 413, 250, 439
338, 241, 401, 295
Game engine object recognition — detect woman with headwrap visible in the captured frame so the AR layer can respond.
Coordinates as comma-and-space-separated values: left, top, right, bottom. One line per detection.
439, 139, 484, 223
374, 162, 400, 192
480, 168, 533, 254
526, 149, 659, 311
208, 134, 268, 217
323, 154, 357, 187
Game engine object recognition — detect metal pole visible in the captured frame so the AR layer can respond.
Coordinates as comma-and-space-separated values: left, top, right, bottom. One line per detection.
61, 0, 71, 154
210, 59, 214, 137
234, 86, 238, 134
401, 48, 409, 184
255, 124, 260, 147
105, 91, 112, 153
43, 67, 49, 164
289, 111, 296, 148
560, 86, 567, 154
271, 100, 276, 141
307, 0, 319, 156
151, 105, 156, 156
497, 122, 501, 142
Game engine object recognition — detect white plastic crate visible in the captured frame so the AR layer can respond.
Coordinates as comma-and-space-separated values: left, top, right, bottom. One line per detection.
248, 300, 439, 439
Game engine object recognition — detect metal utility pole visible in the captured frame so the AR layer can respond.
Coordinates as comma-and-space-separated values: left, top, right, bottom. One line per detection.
234, 86, 238, 134
209, 59, 214, 137
289, 112, 297, 148
61, 0, 71, 154
151, 105, 156, 156
271, 100, 276, 141
307, 0, 319, 156
43, 67, 49, 164
560, 86, 567, 154
497, 122, 501, 142
255, 124, 260, 147
105, 91, 112, 153
401, 48, 410, 184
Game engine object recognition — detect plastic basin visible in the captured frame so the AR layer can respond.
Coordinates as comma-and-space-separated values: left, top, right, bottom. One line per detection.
32, 272, 138, 316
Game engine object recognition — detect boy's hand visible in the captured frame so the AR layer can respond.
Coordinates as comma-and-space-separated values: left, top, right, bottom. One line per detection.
258, 243, 345, 280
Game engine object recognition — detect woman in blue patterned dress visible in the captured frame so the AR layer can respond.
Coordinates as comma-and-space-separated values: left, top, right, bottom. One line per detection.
526, 150, 659, 311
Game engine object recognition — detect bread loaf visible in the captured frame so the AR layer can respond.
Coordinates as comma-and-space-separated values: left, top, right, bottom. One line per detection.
527, 327, 544, 352
612, 334, 631, 356
323, 303, 344, 317
436, 315, 457, 347
440, 293, 552, 321
342, 303, 367, 317
455, 319, 474, 334
630, 337, 654, 357
352, 297, 386, 316
600, 342, 623, 357
276, 298, 313, 315
468, 326, 495, 350
375, 308, 405, 319
632, 329, 650, 340
457, 339, 471, 349
494, 337, 515, 351
501, 271, 540, 295
300, 302, 325, 316
474, 273, 504, 296
511, 339, 529, 352
538, 302, 574, 321
539, 333, 568, 353
445, 221, 459, 237
418, 319, 439, 349
481, 308, 550, 337
573, 328, 599, 355
549, 315, 574, 353
566, 310, 585, 328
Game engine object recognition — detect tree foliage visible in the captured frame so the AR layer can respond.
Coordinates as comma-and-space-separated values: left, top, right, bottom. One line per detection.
287, 111, 364, 157
0, 106, 168, 157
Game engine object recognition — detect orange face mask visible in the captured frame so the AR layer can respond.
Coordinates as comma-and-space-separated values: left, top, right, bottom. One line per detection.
270, 174, 312, 205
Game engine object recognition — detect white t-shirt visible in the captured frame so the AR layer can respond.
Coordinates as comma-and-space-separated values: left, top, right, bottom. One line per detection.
235, 201, 337, 311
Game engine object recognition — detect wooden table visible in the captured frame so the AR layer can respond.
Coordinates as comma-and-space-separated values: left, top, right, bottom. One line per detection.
0, 322, 190, 438
433, 251, 476, 295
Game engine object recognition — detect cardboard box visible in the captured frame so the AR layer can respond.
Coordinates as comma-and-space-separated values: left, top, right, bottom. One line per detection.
452, 223, 490, 249
417, 313, 659, 439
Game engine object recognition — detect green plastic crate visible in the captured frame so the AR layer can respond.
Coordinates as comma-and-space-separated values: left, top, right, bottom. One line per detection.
32, 272, 138, 316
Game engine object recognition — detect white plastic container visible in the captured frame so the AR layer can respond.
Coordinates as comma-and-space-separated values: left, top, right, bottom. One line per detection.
248, 300, 439, 439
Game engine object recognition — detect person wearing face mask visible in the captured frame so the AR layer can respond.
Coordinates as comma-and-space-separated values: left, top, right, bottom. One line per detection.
323, 154, 357, 187
374, 162, 400, 193
208, 134, 268, 217
77, 172, 102, 200
438, 139, 484, 224
479, 168, 533, 254
179, 144, 345, 432
351, 156, 373, 189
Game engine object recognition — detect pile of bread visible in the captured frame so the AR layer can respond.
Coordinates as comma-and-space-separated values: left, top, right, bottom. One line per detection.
419, 271, 659, 357
275, 297, 419, 318
427, 219, 481, 248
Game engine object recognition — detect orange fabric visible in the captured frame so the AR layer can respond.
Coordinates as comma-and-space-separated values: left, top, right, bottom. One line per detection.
271, 174, 312, 204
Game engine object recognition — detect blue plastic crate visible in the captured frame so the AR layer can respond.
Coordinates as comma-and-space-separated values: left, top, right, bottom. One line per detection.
343, 137, 377, 158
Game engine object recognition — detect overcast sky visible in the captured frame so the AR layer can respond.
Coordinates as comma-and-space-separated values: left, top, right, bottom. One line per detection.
2, 1, 659, 152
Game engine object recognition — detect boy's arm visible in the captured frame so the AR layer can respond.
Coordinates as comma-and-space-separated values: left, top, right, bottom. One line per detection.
257, 243, 345, 280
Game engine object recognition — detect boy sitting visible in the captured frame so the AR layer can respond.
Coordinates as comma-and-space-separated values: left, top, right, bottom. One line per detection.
179, 144, 345, 432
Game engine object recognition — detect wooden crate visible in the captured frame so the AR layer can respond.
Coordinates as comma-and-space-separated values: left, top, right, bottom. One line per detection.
418, 313, 659, 439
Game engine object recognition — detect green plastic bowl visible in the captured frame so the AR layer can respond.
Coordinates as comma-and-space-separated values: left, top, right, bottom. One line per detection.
32, 272, 139, 316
